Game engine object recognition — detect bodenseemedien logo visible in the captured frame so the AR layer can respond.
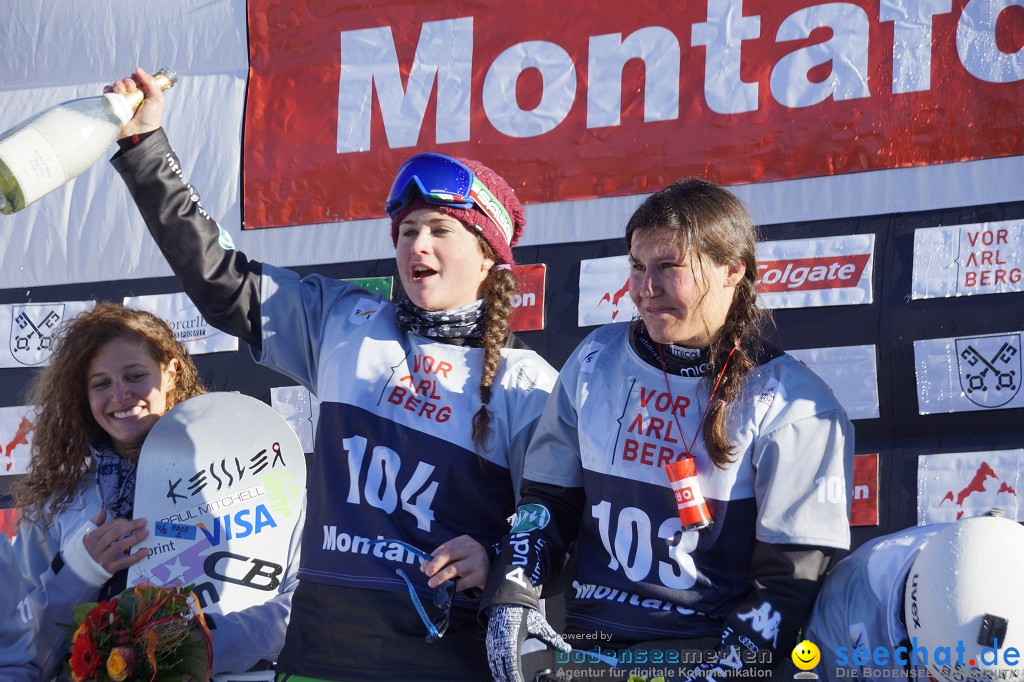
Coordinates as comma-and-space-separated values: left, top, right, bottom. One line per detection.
510, 504, 551, 532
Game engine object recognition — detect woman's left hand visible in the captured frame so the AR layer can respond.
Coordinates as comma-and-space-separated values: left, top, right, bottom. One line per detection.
421, 535, 488, 592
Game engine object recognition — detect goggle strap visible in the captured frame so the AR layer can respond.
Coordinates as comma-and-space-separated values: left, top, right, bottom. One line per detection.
395, 568, 441, 640
469, 178, 515, 245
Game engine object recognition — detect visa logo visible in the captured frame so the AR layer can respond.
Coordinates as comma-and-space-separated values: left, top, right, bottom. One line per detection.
198, 504, 278, 546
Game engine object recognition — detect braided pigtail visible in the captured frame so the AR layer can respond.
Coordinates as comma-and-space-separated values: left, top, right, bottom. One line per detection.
472, 264, 518, 453
702, 269, 769, 467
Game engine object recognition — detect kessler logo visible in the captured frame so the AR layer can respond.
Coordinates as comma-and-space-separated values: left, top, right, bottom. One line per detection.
756, 254, 871, 293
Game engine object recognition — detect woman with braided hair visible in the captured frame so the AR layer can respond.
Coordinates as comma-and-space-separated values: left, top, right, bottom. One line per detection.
105, 68, 557, 680
483, 179, 855, 681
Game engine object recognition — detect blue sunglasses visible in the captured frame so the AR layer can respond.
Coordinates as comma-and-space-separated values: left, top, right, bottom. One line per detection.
368, 538, 456, 643
385, 153, 515, 246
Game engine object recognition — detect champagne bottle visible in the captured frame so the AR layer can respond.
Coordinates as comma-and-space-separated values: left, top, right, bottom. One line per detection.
0, 68, 176, 214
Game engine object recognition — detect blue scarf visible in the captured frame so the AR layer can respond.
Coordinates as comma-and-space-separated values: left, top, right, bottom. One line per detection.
90, 441, 137, 520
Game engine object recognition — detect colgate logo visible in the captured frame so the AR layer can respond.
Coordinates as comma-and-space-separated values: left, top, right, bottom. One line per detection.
756, 254, 871, 293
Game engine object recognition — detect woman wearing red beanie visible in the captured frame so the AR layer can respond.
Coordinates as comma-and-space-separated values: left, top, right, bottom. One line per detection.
106, 68, 558, 681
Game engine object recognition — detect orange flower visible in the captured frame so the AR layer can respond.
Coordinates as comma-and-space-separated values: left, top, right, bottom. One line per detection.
106, 646, 135, 681
69, 631, 100, 680
70, 621, 88, 645
64, 584, 211, 681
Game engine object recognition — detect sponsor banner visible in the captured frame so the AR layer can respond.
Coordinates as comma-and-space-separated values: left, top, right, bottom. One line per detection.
510, 263, 546, 332
0, 300, 94, 368
917, 449, 1021, 524
914, 331, 1023, 414
0, 405, 34, 476
2, 1, 1024, 292
345, 276, 394, 299
270, 385, 321, 454
245, 0, 1024, 229
124, 292, 239, 355
756, 235, 874, 309
912, 219, 1024, 299
787, 345, 880, 420
851, 453, 879, 527
578, 255, 635, 327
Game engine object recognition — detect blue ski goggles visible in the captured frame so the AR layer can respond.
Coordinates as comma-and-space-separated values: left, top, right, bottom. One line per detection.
385, 153, 515, 246
368, 538, 455, 643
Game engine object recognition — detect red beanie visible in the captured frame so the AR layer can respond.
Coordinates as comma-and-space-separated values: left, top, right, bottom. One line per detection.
389, 157, 525, 265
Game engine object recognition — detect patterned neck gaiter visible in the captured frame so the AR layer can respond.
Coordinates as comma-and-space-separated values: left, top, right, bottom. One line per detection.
394, 297, 485, 340
91, 441, 137, 520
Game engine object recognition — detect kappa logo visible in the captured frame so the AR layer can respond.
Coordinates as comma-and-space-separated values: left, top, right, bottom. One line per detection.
737, 601, 781, 648
10, 304, 63, 366
955, 334, 1020, 408
349, 297, 382, 325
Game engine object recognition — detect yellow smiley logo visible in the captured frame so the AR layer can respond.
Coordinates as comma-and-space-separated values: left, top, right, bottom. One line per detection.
792, 640, 821, 670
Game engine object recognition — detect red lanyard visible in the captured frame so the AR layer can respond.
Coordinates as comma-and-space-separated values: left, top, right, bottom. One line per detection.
657, 339, 740, 457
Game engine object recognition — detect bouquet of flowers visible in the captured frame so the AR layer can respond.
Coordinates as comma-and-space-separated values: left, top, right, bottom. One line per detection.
62, 584, 212, 682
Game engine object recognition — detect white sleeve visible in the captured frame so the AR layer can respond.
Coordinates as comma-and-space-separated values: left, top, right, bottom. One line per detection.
14, 514, 104, 679
255, 265, 383, 395
519, 361, 585, 489
753, 405, 854, 549
0, 536, 39, 680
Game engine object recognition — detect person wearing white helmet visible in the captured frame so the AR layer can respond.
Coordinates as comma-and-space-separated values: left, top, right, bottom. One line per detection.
803, 512, 1024, 681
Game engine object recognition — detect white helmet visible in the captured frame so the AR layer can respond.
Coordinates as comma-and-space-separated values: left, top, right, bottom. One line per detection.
904, 513, 1024, 681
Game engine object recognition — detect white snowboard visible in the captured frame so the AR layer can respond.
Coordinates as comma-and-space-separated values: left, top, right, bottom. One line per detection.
127, 392, 305, 617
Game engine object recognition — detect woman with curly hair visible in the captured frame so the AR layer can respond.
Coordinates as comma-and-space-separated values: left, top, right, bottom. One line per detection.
13, 302, 294, 678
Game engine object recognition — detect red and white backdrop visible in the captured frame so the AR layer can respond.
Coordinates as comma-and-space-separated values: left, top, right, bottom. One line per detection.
242, 0, 1024, 228
0, 0, 1021, 289
1, 0, 1024, 534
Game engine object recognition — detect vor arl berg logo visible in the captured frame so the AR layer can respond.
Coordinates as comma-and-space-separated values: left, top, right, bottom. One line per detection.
955, 334, 1021, 408
10, 304, 64, 366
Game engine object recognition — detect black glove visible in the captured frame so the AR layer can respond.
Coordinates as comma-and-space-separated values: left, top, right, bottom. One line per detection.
486, 604, 570, 682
